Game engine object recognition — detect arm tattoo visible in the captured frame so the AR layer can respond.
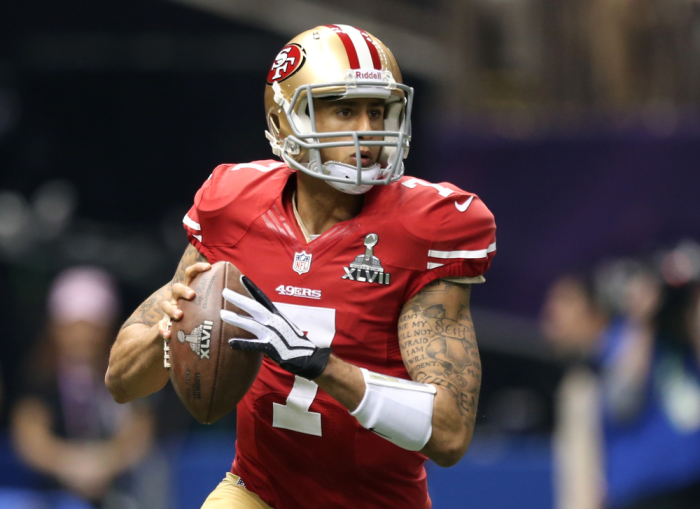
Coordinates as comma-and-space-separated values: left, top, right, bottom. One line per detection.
120, 286, 171, 330
398, 280, 481, 428
120, 244, 209, 330
171, 244, 208, 285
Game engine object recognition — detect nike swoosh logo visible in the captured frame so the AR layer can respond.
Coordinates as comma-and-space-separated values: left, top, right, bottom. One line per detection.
455, 196, 474, 212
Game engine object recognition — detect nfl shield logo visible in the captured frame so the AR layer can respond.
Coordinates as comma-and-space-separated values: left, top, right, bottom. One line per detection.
293, 251, 312, 275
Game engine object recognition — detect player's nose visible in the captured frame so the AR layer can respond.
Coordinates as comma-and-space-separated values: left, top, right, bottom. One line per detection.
356, 112, 375, 136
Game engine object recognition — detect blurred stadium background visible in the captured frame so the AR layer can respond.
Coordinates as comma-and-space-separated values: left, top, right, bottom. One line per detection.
1, 0, 699, 508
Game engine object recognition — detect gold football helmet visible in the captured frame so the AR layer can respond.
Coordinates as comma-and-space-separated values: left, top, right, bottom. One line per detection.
264, 24, 413, 194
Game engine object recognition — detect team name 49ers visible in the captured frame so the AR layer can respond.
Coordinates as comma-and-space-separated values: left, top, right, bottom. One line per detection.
276, 285, 322, 300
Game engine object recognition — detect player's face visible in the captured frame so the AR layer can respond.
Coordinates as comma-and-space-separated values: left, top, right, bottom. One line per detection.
312, 98, 385, 167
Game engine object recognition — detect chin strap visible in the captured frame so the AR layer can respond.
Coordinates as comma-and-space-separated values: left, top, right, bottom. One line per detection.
265, 131, 283, 157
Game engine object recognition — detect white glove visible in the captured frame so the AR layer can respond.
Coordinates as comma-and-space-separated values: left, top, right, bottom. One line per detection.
221, 276, 331, 380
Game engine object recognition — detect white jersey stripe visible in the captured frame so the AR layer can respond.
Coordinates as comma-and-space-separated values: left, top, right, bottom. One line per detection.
428, 242, 497, 260
427, 262, 444, 269
230, 162, 284, 173
336, 24, 374, 69
183, 214, 201, 231
193, 234, 202, 242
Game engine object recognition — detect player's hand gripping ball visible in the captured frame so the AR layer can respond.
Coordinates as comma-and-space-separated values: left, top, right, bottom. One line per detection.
222, 276, 332, 380
168, 261, 263, 424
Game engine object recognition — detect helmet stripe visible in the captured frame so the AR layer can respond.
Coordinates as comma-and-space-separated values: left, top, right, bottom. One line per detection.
326, 24, 360, 69
357, 28, 382, 70
335, 24, 376, 70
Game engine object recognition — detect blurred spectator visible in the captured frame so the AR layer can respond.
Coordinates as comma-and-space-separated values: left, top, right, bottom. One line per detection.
550, 245, 700, 509
9, 267, 154, 508
541, 273, 610, 361
601, 273, 700, 509
599, 263, 663, 425
543, 271, 610, 509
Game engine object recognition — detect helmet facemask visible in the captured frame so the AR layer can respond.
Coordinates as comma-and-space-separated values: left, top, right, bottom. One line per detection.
267, 71, 413, 195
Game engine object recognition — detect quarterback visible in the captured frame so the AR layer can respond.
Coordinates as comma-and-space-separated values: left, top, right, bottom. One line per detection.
106, 25, 496, 509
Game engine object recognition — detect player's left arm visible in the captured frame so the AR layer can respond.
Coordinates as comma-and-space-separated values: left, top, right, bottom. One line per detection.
398, 279, 480, 467
223, 276, 482, 467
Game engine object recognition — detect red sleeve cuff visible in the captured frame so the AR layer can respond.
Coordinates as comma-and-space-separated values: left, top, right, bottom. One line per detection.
403, 255, 493, 302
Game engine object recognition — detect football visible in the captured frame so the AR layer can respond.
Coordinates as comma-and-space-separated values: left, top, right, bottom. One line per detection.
168, 261, 262, 424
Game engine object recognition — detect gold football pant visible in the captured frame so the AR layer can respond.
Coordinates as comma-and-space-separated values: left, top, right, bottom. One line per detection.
201, 473, 272, 509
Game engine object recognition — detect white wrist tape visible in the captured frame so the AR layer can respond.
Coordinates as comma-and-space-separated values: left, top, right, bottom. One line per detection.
350, 368, 436, 451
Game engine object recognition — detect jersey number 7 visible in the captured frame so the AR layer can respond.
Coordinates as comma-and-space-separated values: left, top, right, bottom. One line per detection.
271, 302, 336, 436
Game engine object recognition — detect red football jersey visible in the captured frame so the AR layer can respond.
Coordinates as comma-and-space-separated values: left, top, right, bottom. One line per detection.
183, 160, 496, 509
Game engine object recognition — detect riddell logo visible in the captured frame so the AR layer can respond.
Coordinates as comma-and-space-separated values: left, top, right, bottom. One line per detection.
355, 70, 382, 80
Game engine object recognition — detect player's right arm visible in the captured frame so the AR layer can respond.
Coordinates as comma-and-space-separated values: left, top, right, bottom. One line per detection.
105, 244, 210, 403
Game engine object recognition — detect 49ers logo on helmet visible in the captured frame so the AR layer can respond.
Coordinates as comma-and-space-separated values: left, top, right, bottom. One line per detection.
267, 43, 306, 84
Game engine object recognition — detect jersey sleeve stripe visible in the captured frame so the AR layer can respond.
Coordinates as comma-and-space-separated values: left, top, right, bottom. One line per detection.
427, 262, 444, 269
193, 234, 202, 242
230, 162, 284, 173
428, 242, 497, 260
183, 214, 201, 231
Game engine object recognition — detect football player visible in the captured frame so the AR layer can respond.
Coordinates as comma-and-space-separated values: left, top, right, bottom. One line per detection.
106, 25, 496, 509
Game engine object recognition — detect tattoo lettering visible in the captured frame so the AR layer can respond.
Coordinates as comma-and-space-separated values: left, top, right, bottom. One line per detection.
398, 280, 481, 427
415, 371, 478, 415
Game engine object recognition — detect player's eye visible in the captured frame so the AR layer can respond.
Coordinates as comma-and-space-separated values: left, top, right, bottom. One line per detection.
336, 108, 352, 118
368, 109, 383, 119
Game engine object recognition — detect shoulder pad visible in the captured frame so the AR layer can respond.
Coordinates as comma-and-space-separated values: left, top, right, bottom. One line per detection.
393, 176, 497, 296
183, 161, 292, 256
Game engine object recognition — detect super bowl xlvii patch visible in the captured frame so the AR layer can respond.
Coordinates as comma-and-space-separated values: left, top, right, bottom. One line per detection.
177, 321, 213, 360
342, 233, 391, 285
293, 251, 313, 275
